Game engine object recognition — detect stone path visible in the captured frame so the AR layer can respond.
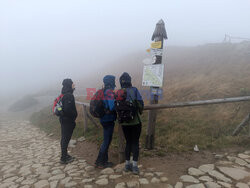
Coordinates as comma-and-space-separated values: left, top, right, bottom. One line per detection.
1, 120, 250, 188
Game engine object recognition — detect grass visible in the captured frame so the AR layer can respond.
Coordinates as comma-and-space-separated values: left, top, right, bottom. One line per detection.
9, 95, 39, 112
30, 43, 250, 157
30, 106, 61, 137
30, 106, 90, 139
30, 102, 250, 158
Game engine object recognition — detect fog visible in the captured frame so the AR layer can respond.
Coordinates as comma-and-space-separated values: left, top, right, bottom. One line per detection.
1, 0, 250, 100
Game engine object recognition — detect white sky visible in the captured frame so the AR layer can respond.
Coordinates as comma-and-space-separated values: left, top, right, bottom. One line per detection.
0, 0, 250, 96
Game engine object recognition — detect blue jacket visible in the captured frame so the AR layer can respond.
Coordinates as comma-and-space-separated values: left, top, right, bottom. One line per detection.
125, 87, 144, 106
100, 89, 117, 123
120, 87, 144, 126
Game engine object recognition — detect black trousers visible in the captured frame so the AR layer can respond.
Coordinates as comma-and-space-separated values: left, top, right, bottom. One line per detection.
122, 124, 141, 161
59, 117, 76, 160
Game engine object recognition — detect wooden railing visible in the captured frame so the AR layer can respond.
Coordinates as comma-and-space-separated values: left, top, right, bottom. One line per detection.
76, 95, 250, 162
76, 95, 250, 131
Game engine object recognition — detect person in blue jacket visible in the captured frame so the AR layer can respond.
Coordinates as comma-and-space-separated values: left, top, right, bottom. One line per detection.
95, 75, 117, 168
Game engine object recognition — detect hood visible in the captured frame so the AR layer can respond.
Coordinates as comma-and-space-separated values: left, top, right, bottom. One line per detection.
61, 78, 74, 94
103, 75, 116, 89
119, 72, 132, 88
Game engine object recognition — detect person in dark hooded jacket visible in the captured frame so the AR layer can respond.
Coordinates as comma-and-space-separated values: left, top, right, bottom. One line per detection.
59, 78, 78, 164
95, 75, 116, 168
117, 72, 144, 175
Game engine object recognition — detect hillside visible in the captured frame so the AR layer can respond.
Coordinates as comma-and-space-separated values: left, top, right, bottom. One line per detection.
31, 42, 250, 152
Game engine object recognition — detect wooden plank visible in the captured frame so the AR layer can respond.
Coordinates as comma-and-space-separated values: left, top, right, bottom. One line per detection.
249, 122, 250, 137
144, 96, 250, 110
76, 101, 90, 107
86, 112, 99, 128
232, 114, 250, 136
82, 105, 88, 134
76, 96, 250, 111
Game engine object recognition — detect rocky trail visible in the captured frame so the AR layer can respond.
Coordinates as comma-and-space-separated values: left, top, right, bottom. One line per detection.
1, 119, 250, 188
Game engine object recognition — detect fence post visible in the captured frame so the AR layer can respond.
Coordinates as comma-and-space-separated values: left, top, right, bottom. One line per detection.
232, 114, 250, 136
82, 104, 88, 135
145, 19, 167, 149
146, 101, 157, 149
249, 121, 250, 137
118, 124, 125, 163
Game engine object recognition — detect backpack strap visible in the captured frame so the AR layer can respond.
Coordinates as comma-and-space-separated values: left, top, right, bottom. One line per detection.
103, 89, 115, 115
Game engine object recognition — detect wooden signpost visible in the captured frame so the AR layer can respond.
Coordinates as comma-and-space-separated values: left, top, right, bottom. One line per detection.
145, 19, 168, 149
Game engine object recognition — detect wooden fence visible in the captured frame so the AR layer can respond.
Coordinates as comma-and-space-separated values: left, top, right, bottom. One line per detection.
76, 95, 250, 162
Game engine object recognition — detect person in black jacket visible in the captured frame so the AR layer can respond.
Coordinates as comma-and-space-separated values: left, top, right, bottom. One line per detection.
59, 78, 78, 164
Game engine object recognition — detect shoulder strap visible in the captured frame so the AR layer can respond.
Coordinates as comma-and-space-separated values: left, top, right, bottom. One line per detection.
126, 88, 136, 101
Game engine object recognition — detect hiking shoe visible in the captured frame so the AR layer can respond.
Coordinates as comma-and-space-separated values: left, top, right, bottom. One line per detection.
132, 166, 139, 175
66, 154, 75, 161
103, 161, 114, 168
60, 156, 74, 165
124, 163, 133, 172
60, 159, 68, 164
66, 157, 74, 164
95, 161, 114, 169
95, 162, 105, 169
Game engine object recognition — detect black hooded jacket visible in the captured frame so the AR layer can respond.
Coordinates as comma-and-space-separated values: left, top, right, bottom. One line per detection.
61, 85, 78, 121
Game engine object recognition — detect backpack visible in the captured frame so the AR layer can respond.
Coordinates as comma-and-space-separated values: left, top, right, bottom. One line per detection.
53, 94, 64, 116
89, 89, 105, 118
115, 89, 137, 123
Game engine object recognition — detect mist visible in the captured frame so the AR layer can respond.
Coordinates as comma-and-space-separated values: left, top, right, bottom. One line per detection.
1, 0, 250, 100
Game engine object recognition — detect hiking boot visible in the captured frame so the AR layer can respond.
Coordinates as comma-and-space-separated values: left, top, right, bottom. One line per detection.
132, 165, 139, 175
103, 161, 114, 168
60, 156, 74, 164
60, 158, 67, 164
124, 163, 133, 172
95, 162, 105, 169
66, 154, 75, 161
95, 161, 114, 169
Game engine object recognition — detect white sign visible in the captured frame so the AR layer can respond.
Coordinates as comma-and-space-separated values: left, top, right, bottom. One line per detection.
142, 64, 164, 87
151, 48, 163, 56
142, 58, 152, 65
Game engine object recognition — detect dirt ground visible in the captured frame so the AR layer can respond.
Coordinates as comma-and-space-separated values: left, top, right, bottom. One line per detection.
70, 140, 247, 185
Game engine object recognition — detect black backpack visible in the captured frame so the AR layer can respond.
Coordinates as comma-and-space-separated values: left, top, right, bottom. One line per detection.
115, 89, 137, 123
89, 89, 105, 118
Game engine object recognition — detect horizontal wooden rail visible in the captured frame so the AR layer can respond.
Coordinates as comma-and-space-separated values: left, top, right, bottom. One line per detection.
75, 95, 250, 156
75, 101, 90, 107
76, 96, 250, 110
144, 96, 250, 110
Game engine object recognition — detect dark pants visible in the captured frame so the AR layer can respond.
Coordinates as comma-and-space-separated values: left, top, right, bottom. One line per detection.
96, 121, 115, 164
122, 124, 141, 161
60, 117, 76, 160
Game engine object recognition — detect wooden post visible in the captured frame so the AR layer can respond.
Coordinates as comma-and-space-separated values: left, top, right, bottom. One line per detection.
145, 19, 167, 149
86, 112, 99, 128
118, 124, 126, 163
249, 121, 250, 137
232, 114, 250, 136
82, 104, 88, 135
146, 89, 158, 149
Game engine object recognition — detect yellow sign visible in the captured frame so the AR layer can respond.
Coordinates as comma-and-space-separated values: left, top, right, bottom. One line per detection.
151, 41, 162, 49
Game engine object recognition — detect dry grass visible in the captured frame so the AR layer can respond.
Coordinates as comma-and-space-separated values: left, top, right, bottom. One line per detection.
32, 42, 250, 153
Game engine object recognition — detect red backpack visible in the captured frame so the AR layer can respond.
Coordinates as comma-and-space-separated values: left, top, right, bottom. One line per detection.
52, 94, 64, 116
89, 89, 106, 118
